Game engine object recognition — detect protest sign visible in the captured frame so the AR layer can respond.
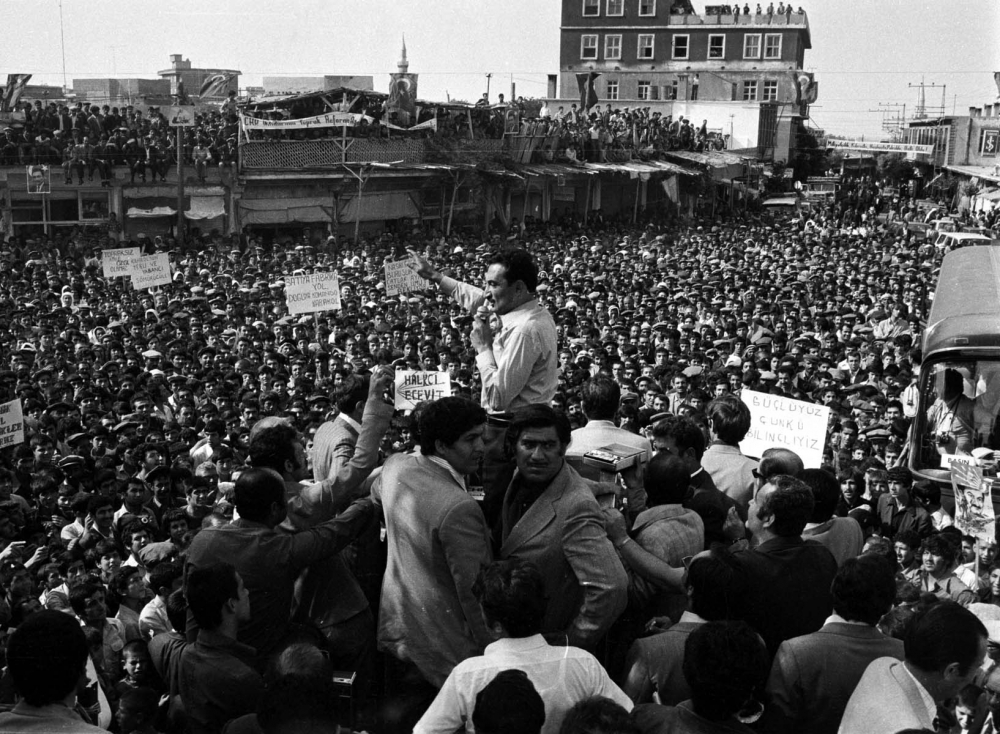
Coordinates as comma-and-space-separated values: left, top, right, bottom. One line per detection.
130, 254, 172, 290
394, 371, 452, 411
950, 459, 995, 547
384, 259, 425, 296
0, 399, 24, 449
102, 247, 140, 278
739, 390, 830, 468
284, 272, 342, 315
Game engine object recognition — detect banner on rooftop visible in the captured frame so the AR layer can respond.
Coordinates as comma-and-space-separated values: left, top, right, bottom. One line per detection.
388, 73, 418, 119
199, 73, 237, 98
239, 112, 374, 130
826, 139, 934, 155
0, 74, 31, 113
576, 72, 600, 112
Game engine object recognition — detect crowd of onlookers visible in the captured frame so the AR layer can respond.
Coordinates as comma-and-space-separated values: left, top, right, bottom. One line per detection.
1, 99, 239, 184
0, 179, 999, 733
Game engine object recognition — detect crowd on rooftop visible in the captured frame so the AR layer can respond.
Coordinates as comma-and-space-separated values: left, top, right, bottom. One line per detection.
0, 175, 1000, 734
1, 99, 239, 184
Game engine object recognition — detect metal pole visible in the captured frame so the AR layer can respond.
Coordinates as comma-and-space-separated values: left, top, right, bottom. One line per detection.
176, 126, 185, 248
58, 0, 68, 90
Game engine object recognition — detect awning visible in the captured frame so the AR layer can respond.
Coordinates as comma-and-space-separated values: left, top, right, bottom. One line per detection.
126, 206, 176, 218
944, 164, 1000, 184
338, 191, 419, 221
239, 196, 333, 225
584, 160, 698, 177
187, 196, 226, 220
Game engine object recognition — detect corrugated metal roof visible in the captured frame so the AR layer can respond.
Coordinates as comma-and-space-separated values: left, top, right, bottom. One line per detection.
520, 163, 597, 176
664, 150, 749, 167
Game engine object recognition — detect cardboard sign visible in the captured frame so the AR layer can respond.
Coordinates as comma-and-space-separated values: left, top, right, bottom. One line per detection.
394, 371, 452, 411
284, 272, 341, 315
130, 254, 172, 290
102, 247, 141, 278
164, 106, 196, 127
384, 259, 425, 296
0, 399, 24, 449
739, 390, 830, 468
950, 459, 995, 546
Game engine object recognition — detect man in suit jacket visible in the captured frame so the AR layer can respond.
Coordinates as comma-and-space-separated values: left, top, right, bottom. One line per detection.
839, 601, 988, 734
761, 554, 903, 734
373, 397, 494, 688
310, 374, 372, 483
499, 405, 627, 649
731, 474, 838, 658
247, 371, 393, 668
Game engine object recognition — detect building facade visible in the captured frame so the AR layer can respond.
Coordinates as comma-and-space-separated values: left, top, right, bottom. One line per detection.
557, 0, 816, 160
157, 55, 240, 97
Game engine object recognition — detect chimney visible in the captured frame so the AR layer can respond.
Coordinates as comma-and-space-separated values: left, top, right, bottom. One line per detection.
548, 75, 558, 99
969, 106, 979, 117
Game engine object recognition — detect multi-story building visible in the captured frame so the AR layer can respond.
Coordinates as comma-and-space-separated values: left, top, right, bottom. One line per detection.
904, 104, 1000, 182
157, 55, 240, 97
73, 78, 172, 109
557, 0, 817, 161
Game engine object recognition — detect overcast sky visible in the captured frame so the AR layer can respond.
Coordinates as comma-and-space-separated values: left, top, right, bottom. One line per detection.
5, 0, 998, 138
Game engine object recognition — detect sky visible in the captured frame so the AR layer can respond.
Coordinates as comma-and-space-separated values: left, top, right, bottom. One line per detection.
3, 0, 998, 139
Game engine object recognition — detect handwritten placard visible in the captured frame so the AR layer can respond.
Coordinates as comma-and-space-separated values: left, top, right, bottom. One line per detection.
739, 390, 830, 468
0, 399, 25, 448
130, 254, 172, 290
384, 259, 425, 296
394, 371, 452, 411
102, 247, 140, 278
284, 272, 342, 315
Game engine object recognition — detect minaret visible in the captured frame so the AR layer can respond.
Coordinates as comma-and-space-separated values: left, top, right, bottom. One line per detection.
398, 36, 409, 74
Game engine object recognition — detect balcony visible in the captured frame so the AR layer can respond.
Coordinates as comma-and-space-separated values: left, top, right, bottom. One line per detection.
239, 137, 508, 171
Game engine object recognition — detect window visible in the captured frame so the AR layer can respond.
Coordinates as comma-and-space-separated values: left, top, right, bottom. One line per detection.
606, 0, 624, 16
708, 34, 725, 59
581, 35, 598, 60
639, 0, 656, 16
664, 80, 678, 100
671, 34, 689, 60
637, 81, 652, 101
762, 80, 778, 101
605, 34, 622, 60
743, 80, 758, 101
582, 0, 599, 16
764, 33, 782, 59
606, 80, 619, 101
637, 34, 655, 59
743, 33, 761, 59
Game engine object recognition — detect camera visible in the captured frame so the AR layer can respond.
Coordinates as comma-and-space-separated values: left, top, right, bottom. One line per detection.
935, 432, 952, 446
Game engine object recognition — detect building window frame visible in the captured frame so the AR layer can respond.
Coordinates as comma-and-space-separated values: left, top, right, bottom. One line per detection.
639, 0, 656, 16
637, 34, 655, 60
604, 34, 622, 60
762, 79, 778, 101
637, 80, 652, 101
606, 0, 624, 16
764, 33, 782, 59
671, 34, 690, 60
743, 33, 762, 59
581, 34, 599, 60
606, 79, 620, 101
708, 34, 726, 59
743, 80, 759, 101
582, 0, 600, 17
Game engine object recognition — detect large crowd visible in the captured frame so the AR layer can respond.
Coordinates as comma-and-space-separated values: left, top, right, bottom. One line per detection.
1, 179, 1000, 734
1, 99, 239, 184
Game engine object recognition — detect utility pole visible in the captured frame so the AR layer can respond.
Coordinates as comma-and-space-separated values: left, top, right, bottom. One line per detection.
908, 79, 946, 119
485, 73, 492, 102
868, 103, 906, 138
58, 0, 68, 91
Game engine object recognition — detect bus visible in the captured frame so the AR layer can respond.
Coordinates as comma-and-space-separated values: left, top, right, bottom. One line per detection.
910, 246, 1000, 490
